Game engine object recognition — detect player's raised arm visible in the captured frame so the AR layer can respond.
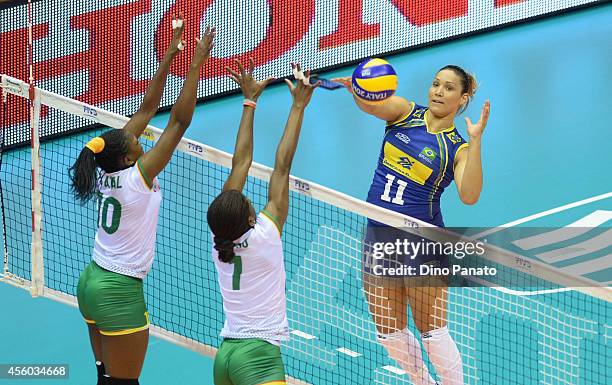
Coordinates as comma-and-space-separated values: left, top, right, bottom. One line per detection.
123, 14, 186, 139
223, 58, 274, 192
331, 58, 412, 123
333, 76, 411, 123
264, 63, 318, 231
138, 27, 216, 185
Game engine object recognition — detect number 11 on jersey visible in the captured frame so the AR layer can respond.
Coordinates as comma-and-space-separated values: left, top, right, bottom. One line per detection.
380, 173, 407, 205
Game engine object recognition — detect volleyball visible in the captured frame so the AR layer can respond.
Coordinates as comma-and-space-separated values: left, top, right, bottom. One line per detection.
351, 58, 398, 103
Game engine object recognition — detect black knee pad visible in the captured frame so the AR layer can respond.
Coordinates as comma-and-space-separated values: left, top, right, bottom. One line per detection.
96, 362, 106, 385
104, 377, 139, 385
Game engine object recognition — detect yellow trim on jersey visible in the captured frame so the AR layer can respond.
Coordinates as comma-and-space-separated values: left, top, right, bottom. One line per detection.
424, 110, 455, 134
84, 318, 96, 324
99, 312, 150, 336
455, 143, 469, 156
261, 210, 282, 237
136, 160, 153, 190
428, 133, 449, 217
386, 102, 415, 126
258, 382, 286, 385
428, 135, 446, 218
453, 143, 469, 172
382, 142, 433, 185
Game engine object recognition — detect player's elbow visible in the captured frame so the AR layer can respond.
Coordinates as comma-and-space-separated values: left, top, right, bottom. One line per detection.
460, 193, 480, 205
274, 157, 293, 175
168, 112, 192, 132
231, 157, 252, 173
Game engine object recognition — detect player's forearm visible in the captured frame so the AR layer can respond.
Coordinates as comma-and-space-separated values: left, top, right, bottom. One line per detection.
274, 104, 305, 173
459, 138, 483, 205
353, 95, 405, 122
139, 49, 178, 116
168, 60, 204, 131
232, 107, 255, 169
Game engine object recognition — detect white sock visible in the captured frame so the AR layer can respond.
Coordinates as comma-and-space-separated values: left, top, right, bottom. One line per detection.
422, 326, 464, 385
378, 329, 437, 385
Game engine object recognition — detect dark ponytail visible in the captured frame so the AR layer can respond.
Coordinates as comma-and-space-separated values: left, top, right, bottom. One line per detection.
69, 147, 99, 204
213, 237, 236, 263
207, 190, 253, 263
69, 129, 129, 204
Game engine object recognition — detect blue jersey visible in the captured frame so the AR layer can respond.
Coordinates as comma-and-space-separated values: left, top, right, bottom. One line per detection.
366, 104, 468, 227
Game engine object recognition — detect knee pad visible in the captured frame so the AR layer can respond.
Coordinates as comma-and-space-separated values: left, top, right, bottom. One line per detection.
96, 361, 106, 385
103, 376, 139, 385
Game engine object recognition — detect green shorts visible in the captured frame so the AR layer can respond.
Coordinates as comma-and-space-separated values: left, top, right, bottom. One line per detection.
214, 339, 286, 385
76, 261, 149, 336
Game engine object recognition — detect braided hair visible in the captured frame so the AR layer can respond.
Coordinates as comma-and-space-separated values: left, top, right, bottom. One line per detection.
207, 190, 254, 263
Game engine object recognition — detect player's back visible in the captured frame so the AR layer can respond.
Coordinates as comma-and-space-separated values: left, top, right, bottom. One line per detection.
93, 162, 162, 278
212, 211, 289, 342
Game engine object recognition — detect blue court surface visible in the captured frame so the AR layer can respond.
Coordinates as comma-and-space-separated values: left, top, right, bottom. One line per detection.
1, 4, 611, 385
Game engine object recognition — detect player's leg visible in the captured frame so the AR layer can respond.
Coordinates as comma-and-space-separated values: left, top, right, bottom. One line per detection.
86, 262, 150, 384
407, 282, 464, 385
364, 277, 437, 385
362, 224, 437, 385
87, 324, 106, 383
214, 339, 235, 385
101, 330, 149, 382
77, 262, 107, 384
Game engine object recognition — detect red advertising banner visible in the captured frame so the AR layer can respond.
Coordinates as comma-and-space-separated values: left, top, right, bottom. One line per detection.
0, 0, 601, 146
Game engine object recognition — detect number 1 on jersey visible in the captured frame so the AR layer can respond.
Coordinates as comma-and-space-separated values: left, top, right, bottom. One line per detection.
380, 174, 407, 205
232, 256, 243, 290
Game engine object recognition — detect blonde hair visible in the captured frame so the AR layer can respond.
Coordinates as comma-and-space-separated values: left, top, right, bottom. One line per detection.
439, 65, 478, 114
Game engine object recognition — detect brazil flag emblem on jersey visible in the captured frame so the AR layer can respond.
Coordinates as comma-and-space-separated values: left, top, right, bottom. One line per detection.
419, 147, 437, 163
382, 142, 433, 185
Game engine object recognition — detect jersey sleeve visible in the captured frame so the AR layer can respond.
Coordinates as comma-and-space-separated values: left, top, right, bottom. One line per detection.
247, 211, 283, 266
445, 130, 469, 172
254, 211, 281, 242
124, 161, 155, 194
385, 102, 416, 128
448, 130, 469, 157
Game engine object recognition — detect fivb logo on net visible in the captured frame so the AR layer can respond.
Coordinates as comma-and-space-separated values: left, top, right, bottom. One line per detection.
83, 106, 98, 118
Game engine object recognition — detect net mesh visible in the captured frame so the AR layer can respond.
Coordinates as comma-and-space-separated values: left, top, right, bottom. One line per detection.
1, 81, 609, 384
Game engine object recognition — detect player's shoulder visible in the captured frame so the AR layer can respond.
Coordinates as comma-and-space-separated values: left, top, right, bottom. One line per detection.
386, 102, 427, 128
444, 126, 467, 146
253, 211, 281, 241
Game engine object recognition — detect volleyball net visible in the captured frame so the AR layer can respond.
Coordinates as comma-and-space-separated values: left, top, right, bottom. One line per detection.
1, 75, 610, 385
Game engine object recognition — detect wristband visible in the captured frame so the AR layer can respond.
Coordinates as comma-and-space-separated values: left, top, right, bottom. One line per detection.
243, 99, 257, 108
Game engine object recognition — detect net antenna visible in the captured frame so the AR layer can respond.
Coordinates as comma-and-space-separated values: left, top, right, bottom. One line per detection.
1, 79, 9, 278
26, 0, 45, 296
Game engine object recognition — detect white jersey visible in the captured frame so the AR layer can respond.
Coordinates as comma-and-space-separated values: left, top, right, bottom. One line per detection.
213, 211, 289, 342
92, 161, 162, 279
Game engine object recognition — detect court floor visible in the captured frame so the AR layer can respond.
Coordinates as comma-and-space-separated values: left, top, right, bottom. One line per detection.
1, 4, 610, 385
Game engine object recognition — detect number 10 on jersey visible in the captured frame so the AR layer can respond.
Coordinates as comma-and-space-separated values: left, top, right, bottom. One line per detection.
97, 193, 122, 234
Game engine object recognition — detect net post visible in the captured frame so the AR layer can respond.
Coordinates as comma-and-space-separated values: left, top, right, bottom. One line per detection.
1, 77, 9, 278
29, 89, 44, 297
